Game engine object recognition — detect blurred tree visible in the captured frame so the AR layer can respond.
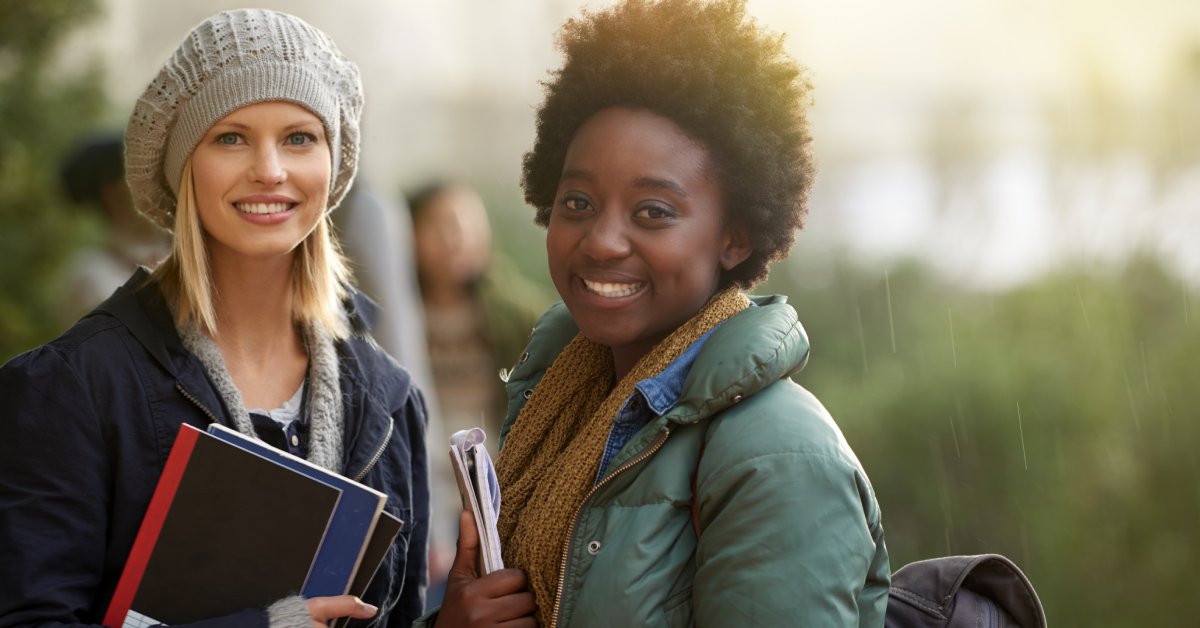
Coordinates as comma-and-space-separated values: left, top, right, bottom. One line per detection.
760, 251, 1199, 628
0, 0, 110, 361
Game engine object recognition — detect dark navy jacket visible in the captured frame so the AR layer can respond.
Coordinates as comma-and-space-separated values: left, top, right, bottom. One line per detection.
0, 270, 429, 628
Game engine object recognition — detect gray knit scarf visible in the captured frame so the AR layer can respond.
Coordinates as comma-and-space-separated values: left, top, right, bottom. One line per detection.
178, 320, 345, 472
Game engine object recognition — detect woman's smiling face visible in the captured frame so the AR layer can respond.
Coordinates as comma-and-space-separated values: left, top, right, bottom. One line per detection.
190, 100, 331, 266
546, 106, 750, 378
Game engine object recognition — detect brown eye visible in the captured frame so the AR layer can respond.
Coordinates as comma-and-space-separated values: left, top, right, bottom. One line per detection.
562, 195, 592, 213
635, 204, 675, 220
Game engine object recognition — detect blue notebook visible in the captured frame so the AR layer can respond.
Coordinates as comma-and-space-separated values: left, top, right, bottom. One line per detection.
206, 423, 387, 597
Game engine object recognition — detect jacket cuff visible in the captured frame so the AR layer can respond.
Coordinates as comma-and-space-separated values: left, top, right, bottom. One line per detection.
267, 595, 311, 628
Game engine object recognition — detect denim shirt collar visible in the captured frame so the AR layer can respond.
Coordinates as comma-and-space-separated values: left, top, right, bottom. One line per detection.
634, 300, 757, 414
595, 326, 718, 483
633, 326, 718, 417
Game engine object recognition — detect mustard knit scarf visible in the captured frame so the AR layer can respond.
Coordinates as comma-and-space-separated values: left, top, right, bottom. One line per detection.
496, 287, 750, 623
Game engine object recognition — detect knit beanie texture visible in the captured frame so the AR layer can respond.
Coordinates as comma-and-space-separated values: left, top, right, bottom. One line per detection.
125, 9, 363, 231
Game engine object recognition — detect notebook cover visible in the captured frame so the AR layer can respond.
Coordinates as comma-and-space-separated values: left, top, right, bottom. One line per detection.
103, 423, 341, 627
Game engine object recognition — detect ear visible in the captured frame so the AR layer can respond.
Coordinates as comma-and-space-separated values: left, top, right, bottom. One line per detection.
718, 224, 752, 271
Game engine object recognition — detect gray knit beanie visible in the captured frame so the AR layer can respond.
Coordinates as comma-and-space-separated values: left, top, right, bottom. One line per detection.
125, 9, 363, 231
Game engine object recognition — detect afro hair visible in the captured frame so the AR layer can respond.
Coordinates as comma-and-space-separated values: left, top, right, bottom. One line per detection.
522, 0, 814, 288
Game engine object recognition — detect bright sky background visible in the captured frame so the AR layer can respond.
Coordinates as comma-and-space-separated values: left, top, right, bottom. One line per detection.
65, 0, 1200, 287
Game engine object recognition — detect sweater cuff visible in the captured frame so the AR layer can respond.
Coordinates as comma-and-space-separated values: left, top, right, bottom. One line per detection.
267, 595, 311, 628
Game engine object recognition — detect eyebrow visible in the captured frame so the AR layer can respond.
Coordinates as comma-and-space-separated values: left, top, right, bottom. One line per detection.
633, 176, 687, 197
560, 169, 687, 197
559, 168, 594, 183
212, 120, 324, 133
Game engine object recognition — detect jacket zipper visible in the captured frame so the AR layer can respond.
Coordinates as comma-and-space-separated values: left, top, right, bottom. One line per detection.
176, 383, 219, 423
352, 418, 393, 482
548, 426, 671, 627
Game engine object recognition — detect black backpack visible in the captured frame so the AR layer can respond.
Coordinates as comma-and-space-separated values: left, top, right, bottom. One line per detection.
885, 554, 1047, 628
689, 443, 1047, 626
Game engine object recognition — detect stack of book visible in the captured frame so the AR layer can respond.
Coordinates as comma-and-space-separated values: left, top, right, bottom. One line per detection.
102, 423, 401, 628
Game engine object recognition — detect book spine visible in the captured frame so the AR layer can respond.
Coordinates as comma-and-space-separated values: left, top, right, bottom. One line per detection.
102, 425, 201, 628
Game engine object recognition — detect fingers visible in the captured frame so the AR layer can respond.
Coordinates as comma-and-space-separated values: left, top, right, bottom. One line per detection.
305, 595, 378, 623
438, 586, 537, 627
447, 510, 481, 580
474, 569, 530, 597
437, 515, 537, 628
488, 589, 536, 622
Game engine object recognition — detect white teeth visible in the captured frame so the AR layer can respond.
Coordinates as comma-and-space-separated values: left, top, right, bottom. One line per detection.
583, 279, 643, 298
234, 202, 292, 214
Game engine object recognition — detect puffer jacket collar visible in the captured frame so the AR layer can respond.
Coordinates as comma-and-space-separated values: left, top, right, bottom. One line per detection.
668, 294, 810, 425
505, 294, 811, 437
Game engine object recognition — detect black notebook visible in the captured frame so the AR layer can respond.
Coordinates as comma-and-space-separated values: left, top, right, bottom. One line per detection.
104, 423, 400, 628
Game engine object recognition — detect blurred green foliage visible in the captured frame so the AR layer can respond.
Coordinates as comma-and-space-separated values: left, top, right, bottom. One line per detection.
760, 252, 1199, 627
0, 0, 109, 361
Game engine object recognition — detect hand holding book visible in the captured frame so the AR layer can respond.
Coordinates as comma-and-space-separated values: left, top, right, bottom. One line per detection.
103, 424, 402, 628
428, 428, 537, 626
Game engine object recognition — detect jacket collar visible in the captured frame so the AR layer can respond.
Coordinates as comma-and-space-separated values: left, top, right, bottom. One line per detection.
92, 268, 381, 368
92, 267, 191, 379
668, 294, 810, 424
91, 267, 383, 421
512, 294, 811, 428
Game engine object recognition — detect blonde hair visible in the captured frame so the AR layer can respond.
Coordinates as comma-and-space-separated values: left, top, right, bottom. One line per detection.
151, 157, 353, 339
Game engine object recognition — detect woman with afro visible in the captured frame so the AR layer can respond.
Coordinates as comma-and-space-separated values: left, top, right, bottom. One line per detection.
426, 0, 890, 625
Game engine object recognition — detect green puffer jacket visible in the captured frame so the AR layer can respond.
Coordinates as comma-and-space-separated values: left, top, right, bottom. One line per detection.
496, 294, 890, 627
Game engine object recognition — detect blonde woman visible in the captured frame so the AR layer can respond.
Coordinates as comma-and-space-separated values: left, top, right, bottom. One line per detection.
0, 10, 428, 627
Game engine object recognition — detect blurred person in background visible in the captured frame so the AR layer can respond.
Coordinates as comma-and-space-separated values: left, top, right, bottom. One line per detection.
335, 180, 447, 614
55, 133, 169, 327
408, 181, 549, 607
424, 0, 888, 626
0, 9, 428, 627
333, 180, 436, 400
409, 182, 547, 448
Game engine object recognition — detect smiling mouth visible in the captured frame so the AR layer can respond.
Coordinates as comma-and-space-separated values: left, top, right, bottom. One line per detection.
234, 202, 295, 215
582, 279, 645, 298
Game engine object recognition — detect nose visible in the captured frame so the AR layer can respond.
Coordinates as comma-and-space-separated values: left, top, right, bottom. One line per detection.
250, 146, 286, 185
577, 206, 630, 262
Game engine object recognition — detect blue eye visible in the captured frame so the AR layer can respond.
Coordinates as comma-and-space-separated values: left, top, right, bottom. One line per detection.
287, 132, 317, 146
216, 133, 240, 145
